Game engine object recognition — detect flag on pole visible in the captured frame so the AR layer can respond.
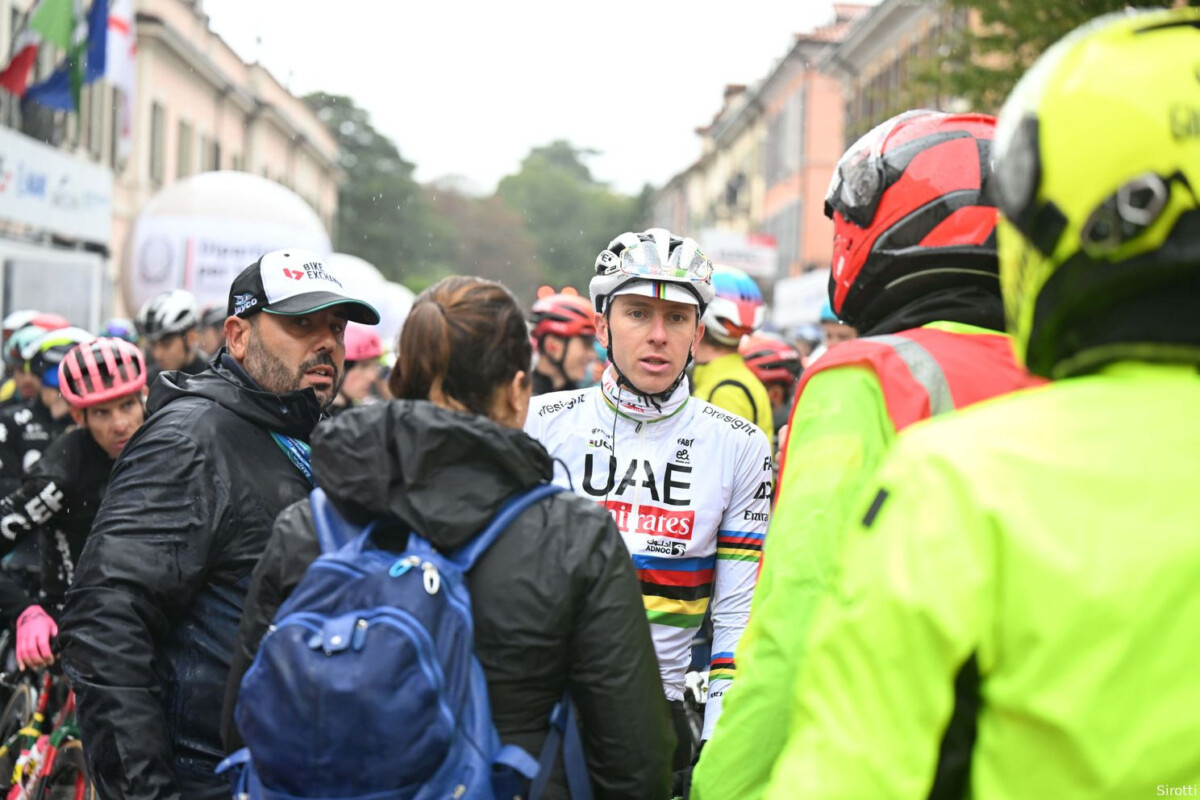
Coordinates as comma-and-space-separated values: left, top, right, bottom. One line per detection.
28, 0, 74, 49
0, 25, 40, 96
25, 0, 101, 112
0, 0, 73, 96
106, 0, 135, 160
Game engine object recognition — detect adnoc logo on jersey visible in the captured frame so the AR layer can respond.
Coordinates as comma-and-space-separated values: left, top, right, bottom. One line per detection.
645, 539, 689, 556
603, 500, 695, 539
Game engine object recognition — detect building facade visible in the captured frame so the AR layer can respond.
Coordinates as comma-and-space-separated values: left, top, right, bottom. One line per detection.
0, 0, 340, 320
759, 4, 867, 278
651, 4, 869, 297
822, 0, 970, 145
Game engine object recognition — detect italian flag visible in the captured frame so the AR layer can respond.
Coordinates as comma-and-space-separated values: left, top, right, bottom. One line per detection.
0, 0, 75, 97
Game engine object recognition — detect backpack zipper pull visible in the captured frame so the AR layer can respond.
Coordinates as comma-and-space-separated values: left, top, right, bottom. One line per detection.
389, 555, 421, 578
351, 618, 369, 650
422, 562, 440, 595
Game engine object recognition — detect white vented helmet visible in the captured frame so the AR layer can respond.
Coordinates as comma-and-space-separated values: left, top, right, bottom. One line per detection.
589, 228, 715, 314
136, 290, 200, 341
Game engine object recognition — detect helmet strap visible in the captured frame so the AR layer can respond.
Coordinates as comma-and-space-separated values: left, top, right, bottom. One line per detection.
538, 334, 570, 386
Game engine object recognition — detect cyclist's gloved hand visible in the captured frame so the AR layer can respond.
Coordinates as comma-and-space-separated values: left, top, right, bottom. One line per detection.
671, 740, 705, 800
15, 605, 57, 671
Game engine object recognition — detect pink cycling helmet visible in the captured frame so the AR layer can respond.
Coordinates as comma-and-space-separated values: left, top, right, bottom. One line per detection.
57, 338, 147, 408
345, 323, 383, 363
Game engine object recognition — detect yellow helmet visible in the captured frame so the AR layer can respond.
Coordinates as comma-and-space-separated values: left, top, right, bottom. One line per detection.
993, 7, 1200, 379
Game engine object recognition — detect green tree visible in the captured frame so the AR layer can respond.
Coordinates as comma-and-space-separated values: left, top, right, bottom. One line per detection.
496, 141, 649, 292
303, 92, 450, 285
918, 0, 1198, 113
423, 180, 544, 303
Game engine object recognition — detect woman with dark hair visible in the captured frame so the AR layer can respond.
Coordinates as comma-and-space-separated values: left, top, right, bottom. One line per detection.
222, 276, 675, 799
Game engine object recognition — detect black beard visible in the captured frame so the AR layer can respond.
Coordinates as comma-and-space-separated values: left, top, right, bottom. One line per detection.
246, 333, 342, 409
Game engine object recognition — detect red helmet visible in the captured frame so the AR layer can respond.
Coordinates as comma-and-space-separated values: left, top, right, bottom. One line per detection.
739, 333, 803, 387
57, 338, 146, 408
344, 323, 383, 363
530, 294, 596, 342
826, 110, 999, 330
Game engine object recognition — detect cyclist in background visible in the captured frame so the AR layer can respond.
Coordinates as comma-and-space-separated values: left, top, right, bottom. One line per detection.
738, 333, 803, 449
0, 314, 70, 412
136, 289, 207, 384
327, 323, 383, 414
691, 266, 774, 445
0, 328, 95, 496
99, 318, 139, 345
806, 300, 856, 363
529, 293, 597, 396
0, 338, 146, 671
197, 305, 227, 358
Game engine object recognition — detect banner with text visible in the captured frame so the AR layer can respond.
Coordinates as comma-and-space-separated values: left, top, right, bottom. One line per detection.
125, 214, 332, 314
0, 126, 113, 244
772, 268, 831, 328
699, 229, 778, 278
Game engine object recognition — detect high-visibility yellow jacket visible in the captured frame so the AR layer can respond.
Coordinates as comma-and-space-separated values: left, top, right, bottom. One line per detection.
694, 322, 1040, 800
764, 361, 1200, 798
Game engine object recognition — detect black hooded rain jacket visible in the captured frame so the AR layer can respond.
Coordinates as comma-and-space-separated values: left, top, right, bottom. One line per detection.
224, 400, 676, 800
60, 353, 322, 800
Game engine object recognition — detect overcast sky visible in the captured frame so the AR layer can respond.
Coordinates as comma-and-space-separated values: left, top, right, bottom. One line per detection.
201, 0, 857, 195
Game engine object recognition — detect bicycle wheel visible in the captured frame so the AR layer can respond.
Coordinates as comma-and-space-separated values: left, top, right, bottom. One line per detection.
0, 682, 35, 785
30, 741, 94, 800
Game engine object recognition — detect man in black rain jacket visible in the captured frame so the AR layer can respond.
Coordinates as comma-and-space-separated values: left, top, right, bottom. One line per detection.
60, 250, 378, 800
224, 400, 676, 799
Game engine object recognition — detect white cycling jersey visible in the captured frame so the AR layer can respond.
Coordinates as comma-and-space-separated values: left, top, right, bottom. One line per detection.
525, 367, 771, 740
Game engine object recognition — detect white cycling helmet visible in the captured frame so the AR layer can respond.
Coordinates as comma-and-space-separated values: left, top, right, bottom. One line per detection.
590, 228, 715, 314
590, 229, 715, 405
136, 289, 199, 341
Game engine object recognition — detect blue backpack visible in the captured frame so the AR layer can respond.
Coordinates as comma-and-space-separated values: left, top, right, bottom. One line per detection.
218, 482, 593, 800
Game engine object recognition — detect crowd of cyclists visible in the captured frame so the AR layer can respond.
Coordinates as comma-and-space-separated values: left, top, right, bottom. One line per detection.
0, 7, 1191, 799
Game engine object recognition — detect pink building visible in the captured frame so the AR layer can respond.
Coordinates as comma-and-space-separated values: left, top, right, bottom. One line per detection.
760, 4, 868, 277
651, 5, 869, 287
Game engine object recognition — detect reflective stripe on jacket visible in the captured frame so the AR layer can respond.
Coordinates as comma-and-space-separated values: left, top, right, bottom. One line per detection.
794, 321, 1043, 432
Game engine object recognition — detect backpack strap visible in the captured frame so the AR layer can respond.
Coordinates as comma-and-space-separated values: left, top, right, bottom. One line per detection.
707, 379, 760, 427
450, 483, 563, 571
528, 693, 593, 800
309, 488, 366, 556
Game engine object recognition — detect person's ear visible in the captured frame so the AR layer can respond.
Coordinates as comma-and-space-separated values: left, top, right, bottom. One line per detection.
544, 336, 564, 360
692, 320, 706, 357
506, 370, 531, 429
595, 312, 610, 349
185, 329, 199, 351
69, 407, 85, 427
225, 317, 252, 361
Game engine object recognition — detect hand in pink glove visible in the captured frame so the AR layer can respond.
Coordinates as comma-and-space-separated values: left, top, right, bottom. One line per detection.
15, 605, 57, 671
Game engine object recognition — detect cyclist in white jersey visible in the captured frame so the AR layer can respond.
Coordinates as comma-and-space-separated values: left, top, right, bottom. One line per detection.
525, 228, 772, 790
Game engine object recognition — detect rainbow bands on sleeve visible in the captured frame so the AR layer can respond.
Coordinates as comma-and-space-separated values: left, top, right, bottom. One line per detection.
717, 530, 764, 562
633, 553, 717, 629
710, 652, 736, 682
